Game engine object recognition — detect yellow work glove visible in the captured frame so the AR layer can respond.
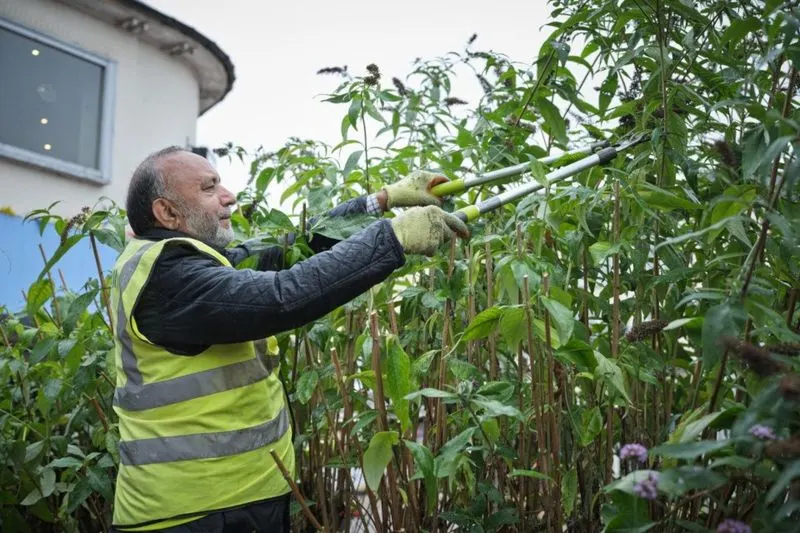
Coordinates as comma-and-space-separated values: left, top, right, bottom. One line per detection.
382, 170, 449, 208
390, 205, 470, 256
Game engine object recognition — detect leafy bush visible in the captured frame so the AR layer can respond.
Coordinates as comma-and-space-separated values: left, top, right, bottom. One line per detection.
2, 1, 800, 532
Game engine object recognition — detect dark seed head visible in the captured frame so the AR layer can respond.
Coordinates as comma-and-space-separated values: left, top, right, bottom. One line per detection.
445, 97, 468, 106
779, 374, 800, 402
721, 337, 785, 377
366, 63, 381, 78
317, 66, 348, 76
713, 140, 738, 169
625, 319, 669, 342
477, 75, 492, 95
392, 77, 407, 96
468, 33, 478, 44
765, 436, 800, 460
765, 343, 800, 357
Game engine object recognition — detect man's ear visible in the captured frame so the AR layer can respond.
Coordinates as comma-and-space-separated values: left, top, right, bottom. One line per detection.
152, 198, 182, 230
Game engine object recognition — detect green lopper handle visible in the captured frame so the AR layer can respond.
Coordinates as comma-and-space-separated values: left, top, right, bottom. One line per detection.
431, 178, 466, 197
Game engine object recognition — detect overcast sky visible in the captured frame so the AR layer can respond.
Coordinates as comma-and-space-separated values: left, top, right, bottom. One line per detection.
145, 0, 554, 205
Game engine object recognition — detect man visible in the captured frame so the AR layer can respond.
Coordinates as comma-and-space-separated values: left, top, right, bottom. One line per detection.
109, 146, 469, 532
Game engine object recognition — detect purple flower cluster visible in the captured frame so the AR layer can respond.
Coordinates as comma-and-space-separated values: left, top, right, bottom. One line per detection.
633, 472, 659, 500
620, 443, 648, 463
749, 424, 776, 441
717, 519, 751, 533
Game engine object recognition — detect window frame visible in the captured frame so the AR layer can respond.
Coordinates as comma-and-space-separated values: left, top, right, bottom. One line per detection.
0, 17, 116, 185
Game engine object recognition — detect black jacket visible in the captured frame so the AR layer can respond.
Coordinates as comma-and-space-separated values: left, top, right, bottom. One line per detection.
133, 196, 405, 355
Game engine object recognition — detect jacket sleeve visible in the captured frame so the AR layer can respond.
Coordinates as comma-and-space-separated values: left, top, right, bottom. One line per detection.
225, 196, 374, 270
134, 218, 404, 350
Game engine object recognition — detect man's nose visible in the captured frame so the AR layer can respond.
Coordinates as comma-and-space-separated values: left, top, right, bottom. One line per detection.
219, 186, 236, 206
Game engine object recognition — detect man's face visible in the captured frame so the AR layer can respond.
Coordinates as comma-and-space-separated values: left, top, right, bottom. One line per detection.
157, 152, 236, 248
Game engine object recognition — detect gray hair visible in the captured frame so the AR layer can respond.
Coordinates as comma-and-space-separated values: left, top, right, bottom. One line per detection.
126, 146, 188, 235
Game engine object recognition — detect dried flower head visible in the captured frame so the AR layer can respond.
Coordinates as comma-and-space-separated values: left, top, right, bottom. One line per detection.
713, 140, 738, 169
60, 206, 91, 246
445, 97, 468, 106
392, 77, 407, 96
722, 337, 785, 377
477, 75, 492, 95
364, 75, 379, 86
765, 436, 800, 459
366, 63, 380, 76
625, 319, 669, 342
468, 33, 478, 45
633, 472, 659, 500
717, 519, 751, 533
620, 443, 648, 463
766, 343, 800, 357
317, 66, 348, 76
779, 373, 800, 401
749, 424, 777, 441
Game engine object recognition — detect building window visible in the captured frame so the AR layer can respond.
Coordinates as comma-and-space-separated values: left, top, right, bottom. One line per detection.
0, 18, 115, 184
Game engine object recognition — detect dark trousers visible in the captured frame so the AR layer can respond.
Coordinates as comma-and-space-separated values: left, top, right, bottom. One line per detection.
110, 494, 291, 533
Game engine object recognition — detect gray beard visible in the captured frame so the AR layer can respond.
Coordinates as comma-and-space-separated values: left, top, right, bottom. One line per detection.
182, 207, 234, 249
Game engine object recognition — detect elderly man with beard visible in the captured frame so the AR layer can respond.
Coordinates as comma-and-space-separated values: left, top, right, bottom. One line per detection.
108, 146, 468, 533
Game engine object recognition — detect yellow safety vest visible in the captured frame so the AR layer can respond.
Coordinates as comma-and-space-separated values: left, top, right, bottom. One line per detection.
109, 236, 294, 530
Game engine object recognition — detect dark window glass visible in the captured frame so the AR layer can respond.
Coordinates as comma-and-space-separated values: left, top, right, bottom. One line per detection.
0, 26, 104, 169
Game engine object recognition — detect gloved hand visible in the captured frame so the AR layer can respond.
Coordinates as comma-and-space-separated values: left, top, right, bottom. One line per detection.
390, 205, 470, 256
382, 170, 449, 209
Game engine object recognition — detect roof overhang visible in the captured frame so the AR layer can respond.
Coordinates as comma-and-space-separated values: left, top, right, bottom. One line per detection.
54, 0, 235, 116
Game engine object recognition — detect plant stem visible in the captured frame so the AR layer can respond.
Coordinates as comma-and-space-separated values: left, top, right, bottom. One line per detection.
485, 241, 497, 379
270, 450, 326, 532
369, 313, 401, 530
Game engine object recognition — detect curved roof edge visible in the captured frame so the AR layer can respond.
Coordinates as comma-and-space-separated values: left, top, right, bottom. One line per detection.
57, 0, 235, 116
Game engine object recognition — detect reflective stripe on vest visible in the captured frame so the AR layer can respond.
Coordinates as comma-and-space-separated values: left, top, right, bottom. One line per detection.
119, 407, 289, 466
112, 241, 270, 411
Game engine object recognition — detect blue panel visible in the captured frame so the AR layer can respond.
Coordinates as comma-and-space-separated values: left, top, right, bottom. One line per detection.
0, 213, 118, 312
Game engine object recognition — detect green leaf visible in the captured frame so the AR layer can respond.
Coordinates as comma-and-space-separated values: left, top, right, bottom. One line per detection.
541, 297, 574, 345
363, 431, 398, 491
702, 303, 746, 368
579, 406, 603, 447
510, 469, 552, 481
604, 470, 660, 495
405, 440, 437, 512
20, 488, 42, 506
662, 317, 702, 331
386, 338, 412, 432
87, 466, 113, 500
49, 457, 83, 469
589, 241, 620, 265
342, 150, 362, 179
464, 307, 503, 340
562, 468, 578, 516
26, 279, 52, 319
637, 183, 701, 211
499, 306, 526, 346
66, 477, 93, 513
536, 97, 568, 144
295, 369, 319, 405
33, 235, 83, 285
594, 352, 630, 403
405, 388, 456, 401
311, 213, 375, 241
471, 397, 524, 420
347, 97, 362, 130
39, 468, 56, 498
658, 467, 727, 498
650, 440, 731, 459
766, 460, 800, 504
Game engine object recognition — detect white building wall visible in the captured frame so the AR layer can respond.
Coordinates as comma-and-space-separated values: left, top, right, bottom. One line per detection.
0, 0, 200, 218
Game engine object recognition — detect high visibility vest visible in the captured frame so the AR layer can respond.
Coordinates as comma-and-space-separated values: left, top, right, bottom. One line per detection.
109, 236, 294, 530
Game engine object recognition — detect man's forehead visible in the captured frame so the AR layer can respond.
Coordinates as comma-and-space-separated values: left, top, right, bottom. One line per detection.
158, 151, 218, 184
